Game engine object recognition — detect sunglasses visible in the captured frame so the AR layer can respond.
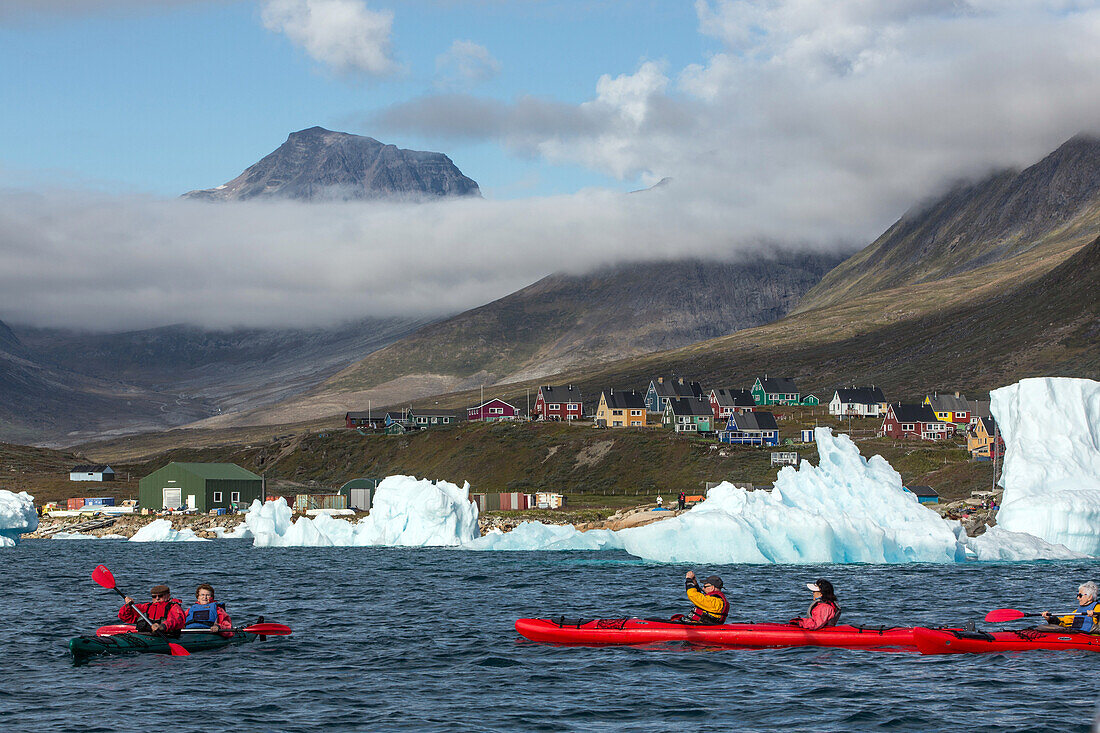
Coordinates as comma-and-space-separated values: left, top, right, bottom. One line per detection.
152, 593, 168, 599
1078, 593, 1087, 597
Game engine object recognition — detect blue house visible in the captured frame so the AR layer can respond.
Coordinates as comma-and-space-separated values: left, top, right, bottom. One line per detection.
717, 411, 780, 446
645, 376, 704, 413
904, 485, 940, 504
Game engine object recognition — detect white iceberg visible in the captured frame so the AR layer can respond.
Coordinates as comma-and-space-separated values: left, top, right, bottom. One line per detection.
467, 522, 620, 551
128, 519, 209, 542
965, 526, 1085, 561
244, 476, 480, 548
0, 490, 38, 547
993, 378, 1100, 555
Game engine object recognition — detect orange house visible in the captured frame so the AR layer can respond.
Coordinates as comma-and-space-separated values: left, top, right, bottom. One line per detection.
595, 389, 647, 428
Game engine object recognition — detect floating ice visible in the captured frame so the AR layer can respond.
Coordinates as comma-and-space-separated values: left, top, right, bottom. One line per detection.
128, 519, 209, 542
243, 476, 479, 548
964, 526, 1085, 561
52, 531, 126, 540
467, 522, 619, 551
993, 378, 1100, 555
0, 490, 38, 547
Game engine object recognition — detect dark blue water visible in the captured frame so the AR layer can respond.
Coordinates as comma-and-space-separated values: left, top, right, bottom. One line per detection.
4, 540, 1099, 732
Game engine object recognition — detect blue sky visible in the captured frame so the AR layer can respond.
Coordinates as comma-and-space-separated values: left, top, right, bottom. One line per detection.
0, 1, 711, 197
3, 1, 1100, 330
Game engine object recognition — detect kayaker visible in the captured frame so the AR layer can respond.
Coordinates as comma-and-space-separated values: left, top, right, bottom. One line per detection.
1039, 582, 1100, 632
790, 579, 841, 630
676, 571, 729, 625
119, 584, 186, 636
184, 583, 233, 634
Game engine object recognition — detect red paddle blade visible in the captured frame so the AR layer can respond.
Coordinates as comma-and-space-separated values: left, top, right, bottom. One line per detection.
985, 608, 1025, 623
166, 642, 191, 657
240, 623, 292, 636
92, 565, 116, 590
96, 624, 137, 636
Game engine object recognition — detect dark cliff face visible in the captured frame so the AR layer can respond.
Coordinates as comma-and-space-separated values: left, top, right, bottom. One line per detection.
799, 134, 1100, 311
183, 127, 481, 202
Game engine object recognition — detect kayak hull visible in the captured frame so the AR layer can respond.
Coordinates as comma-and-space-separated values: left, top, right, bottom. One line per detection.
515, 618, 918, 649
913, 626, 1100, 654
69, 631, 254, 662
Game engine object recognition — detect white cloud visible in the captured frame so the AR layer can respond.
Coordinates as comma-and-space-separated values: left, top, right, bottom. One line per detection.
261, 0, 398, 77
435, 40, 501, 88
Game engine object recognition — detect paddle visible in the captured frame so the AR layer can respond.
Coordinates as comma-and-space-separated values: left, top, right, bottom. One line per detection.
985, 608, 1045, 623
92, 565, 190, 656
96, 622, 292, 637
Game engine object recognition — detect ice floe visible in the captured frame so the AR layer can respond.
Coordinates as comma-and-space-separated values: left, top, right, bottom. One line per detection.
128, 519, 209, 542
0, 490, 38, 547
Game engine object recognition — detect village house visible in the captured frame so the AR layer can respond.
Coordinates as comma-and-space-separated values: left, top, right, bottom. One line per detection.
880, 403, 954, 440
595, 389, 647, 427
829, 386, 888, 417
923, 392, 972, 425
532, 385, 584, 421
751, 377, 801, 406
905, 485, 941, 504
663, 397, 714, 433
645, 376, 704, 414
409, 409, 457, 428
708, 388, 756, 422
967, 399, 992, 425
467, 399, 521, 422
69, 464, 116, 482
716, 411, 780, 446
344, 411, 383, 430
967, 417, 1004, 460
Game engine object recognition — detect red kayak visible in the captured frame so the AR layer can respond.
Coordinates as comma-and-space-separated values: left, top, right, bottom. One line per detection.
515, 617, 920, 650
914, 626, 1100, 654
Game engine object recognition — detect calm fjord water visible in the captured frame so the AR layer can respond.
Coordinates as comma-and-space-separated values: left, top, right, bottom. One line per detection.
4, 540, 1099, 732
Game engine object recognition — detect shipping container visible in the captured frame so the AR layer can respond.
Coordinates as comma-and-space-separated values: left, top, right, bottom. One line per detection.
498, 492, 529, 511
348, 488, 373, 511
293, 494, 348, 511
535, 492, 565, 509
67, 498, 85, 511
83, 497, 115, 506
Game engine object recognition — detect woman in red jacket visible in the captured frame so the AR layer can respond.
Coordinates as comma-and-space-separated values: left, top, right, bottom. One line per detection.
118, 584, 186, 635
791, 579, 840, 630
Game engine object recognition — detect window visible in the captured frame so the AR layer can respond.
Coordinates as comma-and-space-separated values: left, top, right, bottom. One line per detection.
567, 403, 578, 410
231, 492, 240, 502
631, 410, 642, 416
549, 403, 559, 410
489, 407, 503, 414
613, 420, 623, 426
613, 409, 623, 415
213, 492, 223, 503
901, 423, 914, 431
418, 417, 427, 424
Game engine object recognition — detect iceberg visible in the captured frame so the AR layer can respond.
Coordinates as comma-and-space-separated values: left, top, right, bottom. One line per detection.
992, 378, 1100, 555
964, 526, 1085, 561
470, 429, 967, 564
243, 476, 480, 548
0, 490, 38, 547
128, 519, 209, 542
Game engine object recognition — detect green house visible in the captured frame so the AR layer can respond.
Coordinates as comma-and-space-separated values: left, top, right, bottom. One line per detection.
801, 394, 820, 406
139, 462, 263, 512
663, 397, 714, 433
751, 377, 801, 406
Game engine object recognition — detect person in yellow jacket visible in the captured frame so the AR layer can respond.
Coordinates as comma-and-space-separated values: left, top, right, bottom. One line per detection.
679, 570, 730, 625
1040, 581, 1100, 633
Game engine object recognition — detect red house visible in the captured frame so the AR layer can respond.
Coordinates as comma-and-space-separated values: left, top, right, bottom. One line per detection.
708, 388, 755, 422
533, 385, 583, 421
467, 398, 521, 422
880, 403, 955, 441
345, 411, 382, 430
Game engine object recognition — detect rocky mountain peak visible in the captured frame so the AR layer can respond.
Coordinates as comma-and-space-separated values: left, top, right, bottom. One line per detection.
183, 127, 480, 202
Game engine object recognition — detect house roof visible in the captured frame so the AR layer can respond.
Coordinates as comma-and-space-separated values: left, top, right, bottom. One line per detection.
411, 409, 457, 417
729, 411, 779, 432
345, 412, 378, 419
539, 385, 581, 401
906, 485, 940, 498
890, 403, 941, 423
165, 463, 262, 481
978, 416, 997, 434
471, 398, 517, 410
834, 387, 886, 404
71, 464, 113, 473
926, 392, 970, 413
711, 388, 755, 407
968, 399, 992, 419
666, 397, 713, 416
759, 377, 798, 393
650, 377, 703, 399
603, 389, 647, 409
385, 411, 410, 420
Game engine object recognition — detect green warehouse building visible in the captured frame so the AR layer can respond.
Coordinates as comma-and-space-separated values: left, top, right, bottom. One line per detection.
139, 462, 263, 512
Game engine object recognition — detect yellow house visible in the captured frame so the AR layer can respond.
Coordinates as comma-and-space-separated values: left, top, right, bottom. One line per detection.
924, 392, 971, 424
967, 417, 1001, 459
595, 389, 647, 427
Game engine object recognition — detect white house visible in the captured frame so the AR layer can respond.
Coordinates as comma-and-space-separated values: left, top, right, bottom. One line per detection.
829, 387, 888, 417
69, 464, 116, 482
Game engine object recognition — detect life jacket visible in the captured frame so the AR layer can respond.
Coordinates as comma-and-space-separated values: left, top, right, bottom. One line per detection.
1067, 601, 1100, 632
806, 599, 841, 627
134, 600, 182, 634
184, 601, 224, 629
688, 588, 730, 625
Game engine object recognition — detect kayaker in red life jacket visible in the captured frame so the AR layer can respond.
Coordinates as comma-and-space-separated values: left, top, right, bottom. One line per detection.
184, 583, 233, 635
119, 584, 186, 636
790, 579, 841, 630
676, 571, 730, 625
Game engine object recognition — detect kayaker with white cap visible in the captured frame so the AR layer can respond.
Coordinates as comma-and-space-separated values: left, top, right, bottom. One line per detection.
678, 570, 730, 625
790, 579, 840, 630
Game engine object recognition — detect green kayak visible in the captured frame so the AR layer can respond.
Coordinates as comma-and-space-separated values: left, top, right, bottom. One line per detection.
69, 631, 255, 663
